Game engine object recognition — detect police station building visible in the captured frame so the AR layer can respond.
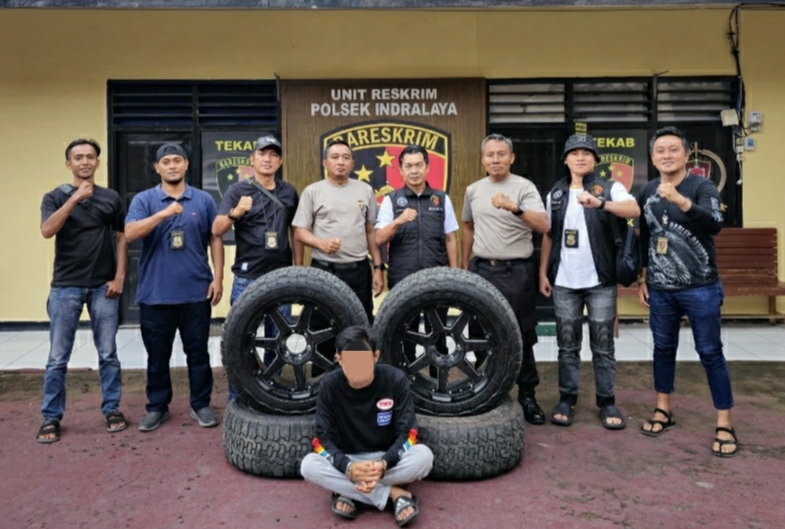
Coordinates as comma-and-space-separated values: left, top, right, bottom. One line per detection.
1, 0, 784, 325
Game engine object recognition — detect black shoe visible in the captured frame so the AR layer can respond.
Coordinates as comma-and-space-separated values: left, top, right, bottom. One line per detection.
518, 395, 545, 425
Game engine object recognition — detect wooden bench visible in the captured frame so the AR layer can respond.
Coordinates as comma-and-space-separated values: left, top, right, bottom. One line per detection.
619, 227, 785, 322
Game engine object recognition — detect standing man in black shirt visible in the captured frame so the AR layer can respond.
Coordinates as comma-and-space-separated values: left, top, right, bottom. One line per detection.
300, 326, 433, 526
637, 127, 738, 457
213, 135, 303, 400
37, 139, 128, 443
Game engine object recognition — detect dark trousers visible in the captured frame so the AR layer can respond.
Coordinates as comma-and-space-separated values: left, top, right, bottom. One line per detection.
139, 300, 213, 413
469, 257, 540, 388
310, 259, 373, 373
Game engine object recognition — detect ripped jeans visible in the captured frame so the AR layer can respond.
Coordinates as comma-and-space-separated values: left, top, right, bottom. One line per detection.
553, 284, 617, 407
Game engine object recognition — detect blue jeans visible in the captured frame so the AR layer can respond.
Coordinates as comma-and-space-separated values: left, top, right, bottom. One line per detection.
648, 281, 733, 410
139, 300, 213, 413
228, 275, 291, 401
553, 285, 617, 406
41, 285, 121, 421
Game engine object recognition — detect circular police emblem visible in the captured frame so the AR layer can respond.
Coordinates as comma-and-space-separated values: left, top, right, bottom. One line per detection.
396, 196, 408, 207
552, 190, 564, 200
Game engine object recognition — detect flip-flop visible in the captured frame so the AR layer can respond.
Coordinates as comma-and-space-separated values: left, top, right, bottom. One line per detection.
599, 405, 626, 430
640, 407, 676, 437
36, 419, 61, 444
105, 411, 128, 433
550, 401, 574, 427
393, 494, 419, 527
331, 493, 358, 520
711, 426, 739, 458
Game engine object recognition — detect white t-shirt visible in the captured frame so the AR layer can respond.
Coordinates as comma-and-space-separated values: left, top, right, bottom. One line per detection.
546, 181, 633, 289
375, 193, 459, 234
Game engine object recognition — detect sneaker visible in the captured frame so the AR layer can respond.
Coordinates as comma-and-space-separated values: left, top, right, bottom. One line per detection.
138, 410, 171, 432
191, 407, 218, 428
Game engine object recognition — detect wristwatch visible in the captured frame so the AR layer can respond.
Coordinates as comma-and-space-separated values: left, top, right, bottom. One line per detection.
511, 205, 524, 216
227, 208, 239, 221
597, 197, 607, 210
373, 263, 386, 271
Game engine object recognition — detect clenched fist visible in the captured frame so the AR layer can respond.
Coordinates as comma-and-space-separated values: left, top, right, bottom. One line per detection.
395, 208, 418, 225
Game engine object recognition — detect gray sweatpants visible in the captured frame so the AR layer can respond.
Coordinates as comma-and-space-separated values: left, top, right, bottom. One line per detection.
300, 444, 434, 510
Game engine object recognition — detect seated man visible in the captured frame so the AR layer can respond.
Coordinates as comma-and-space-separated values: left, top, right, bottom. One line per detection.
300, 326, 433, 526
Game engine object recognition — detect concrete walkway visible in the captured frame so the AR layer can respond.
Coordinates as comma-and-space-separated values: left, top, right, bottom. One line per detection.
2, 322, 783, 371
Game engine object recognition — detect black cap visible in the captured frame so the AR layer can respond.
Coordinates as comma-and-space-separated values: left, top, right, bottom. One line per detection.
254, 135, 282, 154
155, 143, 188, 162
562, 134, 600, 162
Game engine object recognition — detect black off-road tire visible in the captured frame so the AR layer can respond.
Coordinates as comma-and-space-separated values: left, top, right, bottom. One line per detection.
374, 267, 523, 417
222, 266, 368, 415
222, 398, 315, 478
418, 395, 524, 480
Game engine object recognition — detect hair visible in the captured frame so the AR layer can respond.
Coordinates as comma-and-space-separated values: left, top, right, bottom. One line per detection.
648, 127, 690, 154
65, 138, 101, 160
398, 144, 430, 166
323, 139, 353, 160
481, 133, 513, 154
335, 325, 378, 353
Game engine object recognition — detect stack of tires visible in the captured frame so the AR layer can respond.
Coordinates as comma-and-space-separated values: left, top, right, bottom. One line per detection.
221, 267, 369, 477
221, 267, 525, 480
373, 268, 525, 480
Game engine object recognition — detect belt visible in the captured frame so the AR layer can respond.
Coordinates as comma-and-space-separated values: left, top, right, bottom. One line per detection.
475, 257, 531, 267
312, 258, 367, 270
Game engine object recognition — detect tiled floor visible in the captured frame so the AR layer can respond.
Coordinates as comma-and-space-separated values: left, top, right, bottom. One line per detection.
1, 322, 782, 371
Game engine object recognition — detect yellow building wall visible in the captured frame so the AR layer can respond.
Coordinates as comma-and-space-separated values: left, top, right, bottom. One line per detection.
1, 7, 782, 321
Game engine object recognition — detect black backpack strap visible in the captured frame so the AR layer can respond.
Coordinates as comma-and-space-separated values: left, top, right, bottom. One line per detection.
248, 179, 286, 212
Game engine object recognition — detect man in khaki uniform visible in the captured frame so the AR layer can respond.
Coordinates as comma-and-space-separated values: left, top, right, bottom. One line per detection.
462, 133, 550, 425
293, 140, 385, 366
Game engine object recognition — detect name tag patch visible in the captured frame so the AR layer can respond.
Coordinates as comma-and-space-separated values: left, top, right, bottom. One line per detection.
377, 411, 392, 426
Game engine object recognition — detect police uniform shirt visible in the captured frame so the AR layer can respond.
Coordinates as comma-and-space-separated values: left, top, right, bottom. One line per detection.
292, 178, 377, 263
462, 174, 545, 260
375, 193, 459, 233
546, 181, 633, 289
217, 178, 299, 278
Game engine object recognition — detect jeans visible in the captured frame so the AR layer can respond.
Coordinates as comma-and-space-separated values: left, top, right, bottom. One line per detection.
228, 275, 291, 401
553, 284, 617, 406
648, 281, 733, 410
41, 284, 121, 421
139, 300, 213, 413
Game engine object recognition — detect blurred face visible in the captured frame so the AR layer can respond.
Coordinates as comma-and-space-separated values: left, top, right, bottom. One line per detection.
481, 139, 515, 179
337, 349, 380, 389
564, 149, 596, 177
399, 152, 428, 191
66, 144, 100, 180
322, 144, 354, 180
155, 154, 189, 184
651, 135, 688, 176
250, 147, 282, 178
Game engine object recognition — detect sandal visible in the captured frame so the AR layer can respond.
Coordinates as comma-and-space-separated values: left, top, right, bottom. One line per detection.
640, 407, 676, 437
36, 419, 61, 444
599, 405, 626, 430
393, 494, 419, 527
550, 401, 574, 427
711, 426, 739, 458
331, 493, 358, 520
105, 411, 128, 433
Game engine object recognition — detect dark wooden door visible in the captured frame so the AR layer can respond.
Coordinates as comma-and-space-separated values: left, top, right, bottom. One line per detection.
113, 133, 195, 325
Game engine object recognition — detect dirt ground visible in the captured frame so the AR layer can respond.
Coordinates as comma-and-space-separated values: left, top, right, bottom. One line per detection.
1, 362, 784, 529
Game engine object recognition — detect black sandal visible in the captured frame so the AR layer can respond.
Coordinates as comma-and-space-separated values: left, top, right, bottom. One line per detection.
640, 407, 676, 437
393, 494, 419, 527
331, 493, 358, 520
105, 411, 128, 433
711, 426, 739, 458
599, 405, 626, 430
36, 419, 61, 444
550, 401, 574, 427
